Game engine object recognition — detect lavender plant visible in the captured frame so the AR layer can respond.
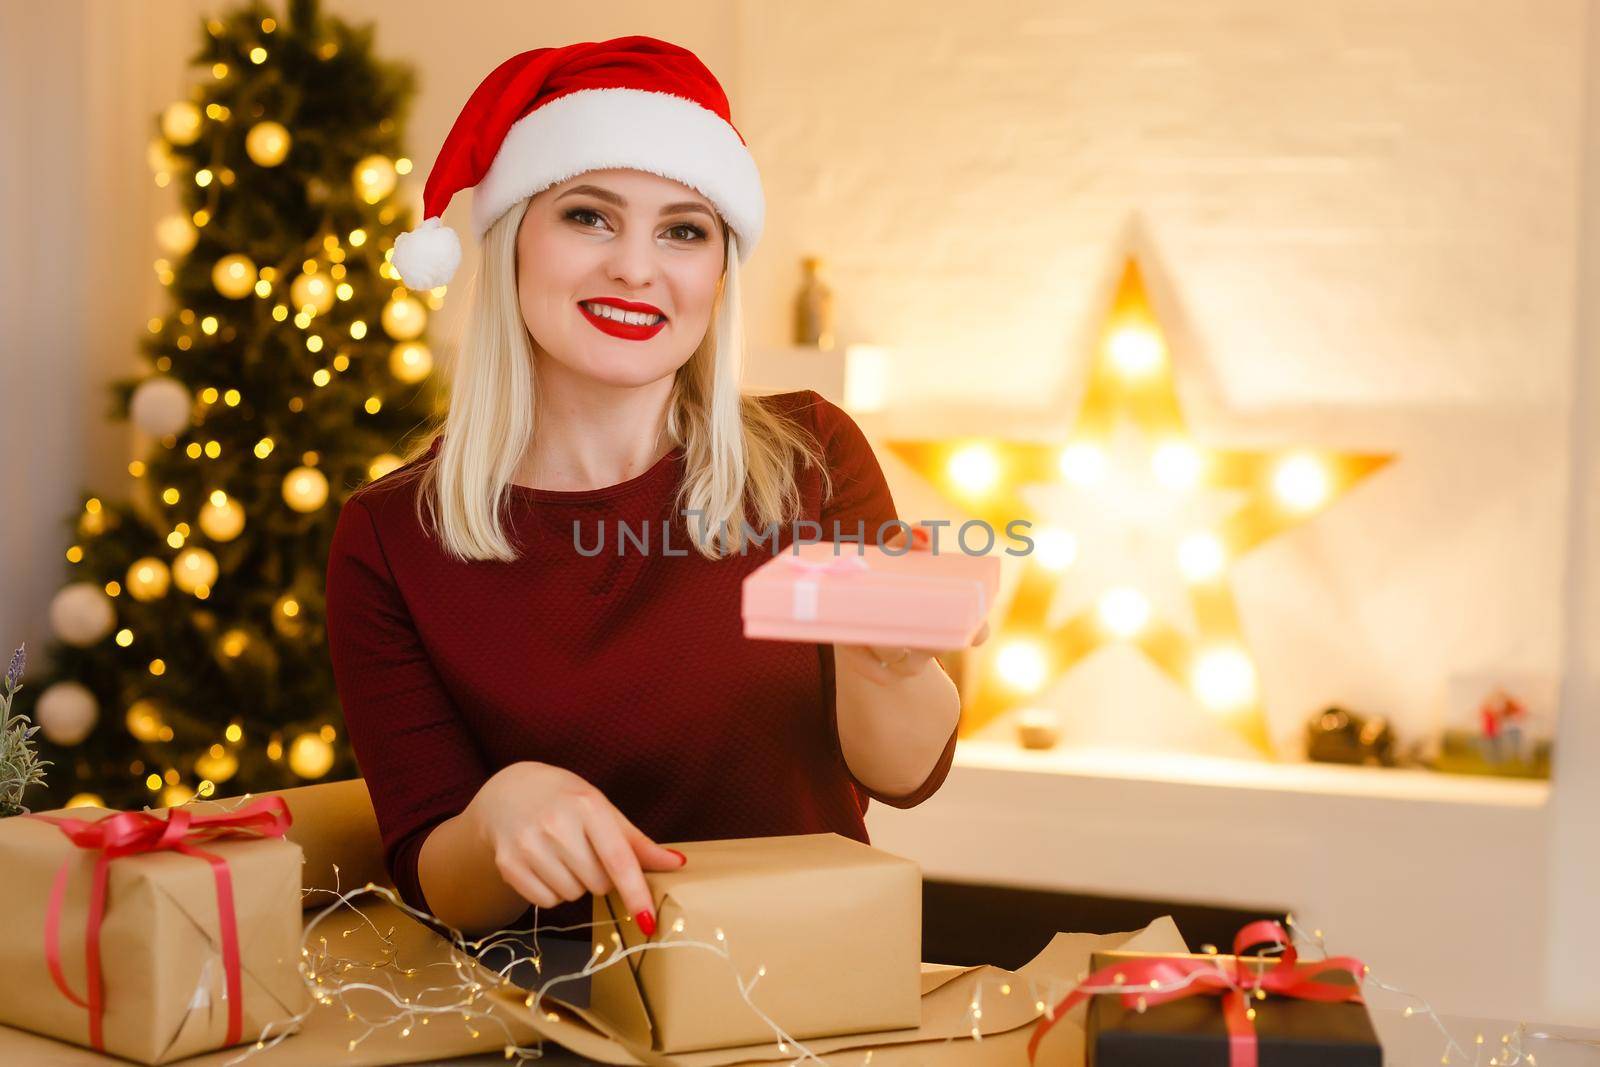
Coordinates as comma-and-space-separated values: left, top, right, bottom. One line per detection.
1, 644, 50, 816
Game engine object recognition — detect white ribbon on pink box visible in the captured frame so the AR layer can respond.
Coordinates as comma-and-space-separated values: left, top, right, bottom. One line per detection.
742, 541, 1000, 649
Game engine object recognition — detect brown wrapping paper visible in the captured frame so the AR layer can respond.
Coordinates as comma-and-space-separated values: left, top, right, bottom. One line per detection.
589, 833, 922, 1053
0, 896, 1185, 1066
0, 779, 1190, 1065
0, 806, 309, 1064
212, 778, 391, 906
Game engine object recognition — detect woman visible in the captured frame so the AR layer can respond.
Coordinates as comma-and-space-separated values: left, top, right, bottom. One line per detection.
324, 36, 975, 942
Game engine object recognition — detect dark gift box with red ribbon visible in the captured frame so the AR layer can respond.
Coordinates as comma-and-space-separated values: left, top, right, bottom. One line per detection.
0, 798, 308, 1064
1029, 920, 1382, 1067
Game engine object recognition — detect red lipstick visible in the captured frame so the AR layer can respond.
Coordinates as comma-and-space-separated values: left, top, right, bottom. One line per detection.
578, 297, 668, 341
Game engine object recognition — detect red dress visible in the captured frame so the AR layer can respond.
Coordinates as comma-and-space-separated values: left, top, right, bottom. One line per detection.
324, 390, 959, 934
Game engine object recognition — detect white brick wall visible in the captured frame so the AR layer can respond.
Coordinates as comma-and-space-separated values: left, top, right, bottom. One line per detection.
738, 0, 1586, 762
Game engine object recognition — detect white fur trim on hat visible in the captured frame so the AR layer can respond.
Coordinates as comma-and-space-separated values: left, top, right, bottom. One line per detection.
470, 87, 764, 264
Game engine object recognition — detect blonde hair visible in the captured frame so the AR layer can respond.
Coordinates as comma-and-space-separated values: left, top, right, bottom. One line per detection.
378, 195, 830, 563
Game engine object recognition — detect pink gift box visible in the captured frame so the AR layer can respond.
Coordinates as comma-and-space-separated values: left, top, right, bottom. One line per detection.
741, 540, 1002, 650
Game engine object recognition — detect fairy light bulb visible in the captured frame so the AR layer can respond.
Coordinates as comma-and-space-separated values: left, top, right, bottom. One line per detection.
1272, 453, 1330, 512
995, 639, 1049, 694
1106, 326, 1164, 379
1032, 526, 1079, 572
1178, 531, 1227, 582
946, 443, 1001, 497
1192, 646, 1258, 711
1058, 442, 1106, 487
1097, 586, 1150, 637
1151, 440, 1203, 491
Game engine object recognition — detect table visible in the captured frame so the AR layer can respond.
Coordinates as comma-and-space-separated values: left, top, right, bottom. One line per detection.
3, 933, 1594, 1064
425, 935, 1600, 1066
422, 1008, 1600, 1064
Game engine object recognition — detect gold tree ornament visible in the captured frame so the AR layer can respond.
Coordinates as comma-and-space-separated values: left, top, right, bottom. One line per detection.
245, 120, 291, 166
171, 546, 219, 595
380, 295, 427, 340
352, 154, 397, 204
388, 340, 432, 382
282, 466, 329, 512
288, 732, 335, 779
198, 492, 246, 541
156, 213, 198, 255
125, 557, 172, 601
160, 101, 203, 146
125, 700, 166, 742
885, 259, 1395, 754
290, 271, 336, 316
212, 253, 257, 299
195, 745, 239, 783
368, 453, 404, 482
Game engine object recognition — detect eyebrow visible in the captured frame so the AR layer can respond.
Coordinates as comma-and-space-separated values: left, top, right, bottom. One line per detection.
555, 184, 716, 221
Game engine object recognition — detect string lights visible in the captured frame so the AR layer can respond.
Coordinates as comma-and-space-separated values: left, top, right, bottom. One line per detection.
42, 788, 1592, 1066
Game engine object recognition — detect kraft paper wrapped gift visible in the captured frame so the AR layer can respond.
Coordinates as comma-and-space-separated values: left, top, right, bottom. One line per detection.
589, 832, 921, 1055
0, 779, 1194, 1065
742, 541, 1002, 649
0, 799, 309, 1065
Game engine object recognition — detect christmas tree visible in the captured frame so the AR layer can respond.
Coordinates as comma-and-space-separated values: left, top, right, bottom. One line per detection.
15, 0, 442, 811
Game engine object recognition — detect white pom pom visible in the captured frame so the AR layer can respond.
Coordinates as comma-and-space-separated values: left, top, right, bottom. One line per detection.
392, 216, 461, 289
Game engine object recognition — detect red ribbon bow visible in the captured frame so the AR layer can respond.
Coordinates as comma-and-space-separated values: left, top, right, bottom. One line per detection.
26, 796, 293, 1052
1026, 918, 1369, 1067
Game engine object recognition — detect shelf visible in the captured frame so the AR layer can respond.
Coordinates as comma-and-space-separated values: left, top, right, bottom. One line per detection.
952, 740, 1550, 808
866, 737, 1552, 1022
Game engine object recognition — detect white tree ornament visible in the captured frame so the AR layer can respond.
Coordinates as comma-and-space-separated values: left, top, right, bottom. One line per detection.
49, 582, 116, 647
129, 376, 194, 437
36, 681, 100, 746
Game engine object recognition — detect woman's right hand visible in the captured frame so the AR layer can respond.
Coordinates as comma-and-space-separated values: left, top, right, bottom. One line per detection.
465, 761, 686, 935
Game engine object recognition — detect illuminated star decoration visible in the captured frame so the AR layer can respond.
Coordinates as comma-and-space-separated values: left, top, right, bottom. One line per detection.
885, 259, 1395, 756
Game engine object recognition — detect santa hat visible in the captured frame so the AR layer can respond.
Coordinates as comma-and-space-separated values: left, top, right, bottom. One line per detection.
391, 35, 764, 290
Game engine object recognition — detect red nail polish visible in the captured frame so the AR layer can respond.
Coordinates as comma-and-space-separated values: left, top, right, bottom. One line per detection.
635, 909, 656, 936
667, 848, 687, 865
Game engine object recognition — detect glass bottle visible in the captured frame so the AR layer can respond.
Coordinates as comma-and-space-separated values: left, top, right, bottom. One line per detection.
794, 256, 835, 350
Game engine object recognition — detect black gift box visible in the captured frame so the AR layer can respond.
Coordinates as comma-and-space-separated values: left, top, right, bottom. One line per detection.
1084, 949, 1383, 1067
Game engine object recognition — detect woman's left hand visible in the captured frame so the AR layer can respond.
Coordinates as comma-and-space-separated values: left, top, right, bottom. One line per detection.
834, 525, 991, 681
